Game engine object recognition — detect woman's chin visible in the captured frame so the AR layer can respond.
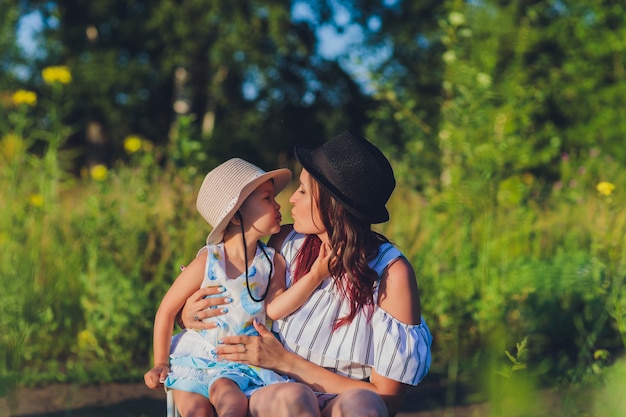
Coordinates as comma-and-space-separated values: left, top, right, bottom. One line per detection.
291, 221, 305, 234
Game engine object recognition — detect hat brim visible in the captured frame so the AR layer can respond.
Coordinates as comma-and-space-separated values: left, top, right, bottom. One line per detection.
294, 145, 389, 223
206, 168, 292, 244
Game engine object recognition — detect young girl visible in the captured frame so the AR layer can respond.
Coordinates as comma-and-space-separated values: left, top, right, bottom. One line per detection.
144, 158, 331, 417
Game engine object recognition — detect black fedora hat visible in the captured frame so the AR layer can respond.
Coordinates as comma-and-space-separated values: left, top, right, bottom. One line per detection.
294, 131, 396, 224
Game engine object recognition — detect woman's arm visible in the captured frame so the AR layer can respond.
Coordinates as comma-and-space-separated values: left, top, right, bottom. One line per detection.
370, 257, 423, 415
217, 320, 408, 415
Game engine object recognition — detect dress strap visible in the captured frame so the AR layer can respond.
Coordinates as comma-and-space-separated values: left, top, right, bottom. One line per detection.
369, 242, 403, 280
370, 242, 403, 302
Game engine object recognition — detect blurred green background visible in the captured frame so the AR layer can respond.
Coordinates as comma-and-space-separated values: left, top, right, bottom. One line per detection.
2, 1, 626, 415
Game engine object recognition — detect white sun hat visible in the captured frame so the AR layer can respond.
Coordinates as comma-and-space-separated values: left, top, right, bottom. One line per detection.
196, 158, 292, 245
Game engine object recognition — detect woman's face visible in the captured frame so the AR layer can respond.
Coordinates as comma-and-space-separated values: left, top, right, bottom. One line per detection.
289, 169, 326, 237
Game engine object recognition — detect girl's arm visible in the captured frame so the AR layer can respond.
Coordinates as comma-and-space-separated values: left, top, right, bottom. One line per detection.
144, 250, 207, 389
264, 244, 331, 320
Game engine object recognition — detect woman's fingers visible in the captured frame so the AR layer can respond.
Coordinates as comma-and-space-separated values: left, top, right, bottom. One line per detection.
181, 286, 232, 329
184, 305, 229, 330
253, 318, 272, 336
192, 302, 230, 321
193, 286, 226, 301
215, 320, 286, 369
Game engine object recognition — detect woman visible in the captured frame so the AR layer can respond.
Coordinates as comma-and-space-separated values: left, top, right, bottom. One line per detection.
179, 131, 432, 417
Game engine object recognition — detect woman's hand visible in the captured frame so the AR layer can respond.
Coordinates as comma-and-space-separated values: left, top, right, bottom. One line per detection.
214, 319, 290, 373
179, 286, 232, 330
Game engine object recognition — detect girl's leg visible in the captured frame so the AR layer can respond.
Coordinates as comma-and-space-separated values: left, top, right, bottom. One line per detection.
249, 383, 320, 417
173, 390, 216, 417
209, 378, 248, 417
321, 389, 388, 417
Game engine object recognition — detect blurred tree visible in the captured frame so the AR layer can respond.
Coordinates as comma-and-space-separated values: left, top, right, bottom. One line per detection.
353, 0, 448, 189
433, 0, 626, 193
296, 0, 448, 188
518, 0, 626, 167
0, 0, 23, 92
434, 0, 559, 198
18, 0, 372, 172
11, 0, 626, 184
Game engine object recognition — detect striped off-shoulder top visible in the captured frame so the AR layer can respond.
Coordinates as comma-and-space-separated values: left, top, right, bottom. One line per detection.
271, 229, 432, 386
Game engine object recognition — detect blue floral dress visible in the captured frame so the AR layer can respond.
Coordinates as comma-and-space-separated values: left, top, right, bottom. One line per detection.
165, 242, 291, 398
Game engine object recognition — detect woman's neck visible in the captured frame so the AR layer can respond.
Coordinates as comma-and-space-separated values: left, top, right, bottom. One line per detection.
317, 231, 330, 245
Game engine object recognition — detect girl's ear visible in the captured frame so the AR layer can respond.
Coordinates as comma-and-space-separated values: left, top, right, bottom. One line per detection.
230, 211, 242, 226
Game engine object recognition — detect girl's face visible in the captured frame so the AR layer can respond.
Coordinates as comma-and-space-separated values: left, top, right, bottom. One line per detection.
237, 180, 283, 239
289, 169, 326, 237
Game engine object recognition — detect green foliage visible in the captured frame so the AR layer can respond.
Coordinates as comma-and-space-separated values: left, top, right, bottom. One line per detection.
521, 1, 626, 163
358, 0, 626, 198
2, 2, 626, 415
0, 70, 209, 389
379, 147, 626, 413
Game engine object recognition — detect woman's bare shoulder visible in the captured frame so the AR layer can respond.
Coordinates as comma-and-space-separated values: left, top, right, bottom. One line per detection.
378, 257, 422, 324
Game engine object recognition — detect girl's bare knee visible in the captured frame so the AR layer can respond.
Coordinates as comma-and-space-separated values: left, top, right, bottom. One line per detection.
209, 378, 238, 398
209, 378, 247, 417
173, 390, 215, 417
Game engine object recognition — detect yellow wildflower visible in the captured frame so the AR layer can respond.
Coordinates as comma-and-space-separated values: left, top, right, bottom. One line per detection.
90, 164, 108, 181
1, 134, 26, 161
28, 194, 44, 207
42, 66, 73, 85
596, 181, 615, 196
77, 329, 99, 350
12, 90, 38, 106
124, 135, 143, 154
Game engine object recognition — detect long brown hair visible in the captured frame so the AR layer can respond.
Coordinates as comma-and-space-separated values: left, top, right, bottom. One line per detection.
293, 178, 388, 330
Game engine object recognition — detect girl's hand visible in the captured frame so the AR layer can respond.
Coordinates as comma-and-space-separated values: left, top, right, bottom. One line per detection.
214, 319, 289, 372
180, 286, 232, 330
310, 242, 332, 282
144, 363, 169, 389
